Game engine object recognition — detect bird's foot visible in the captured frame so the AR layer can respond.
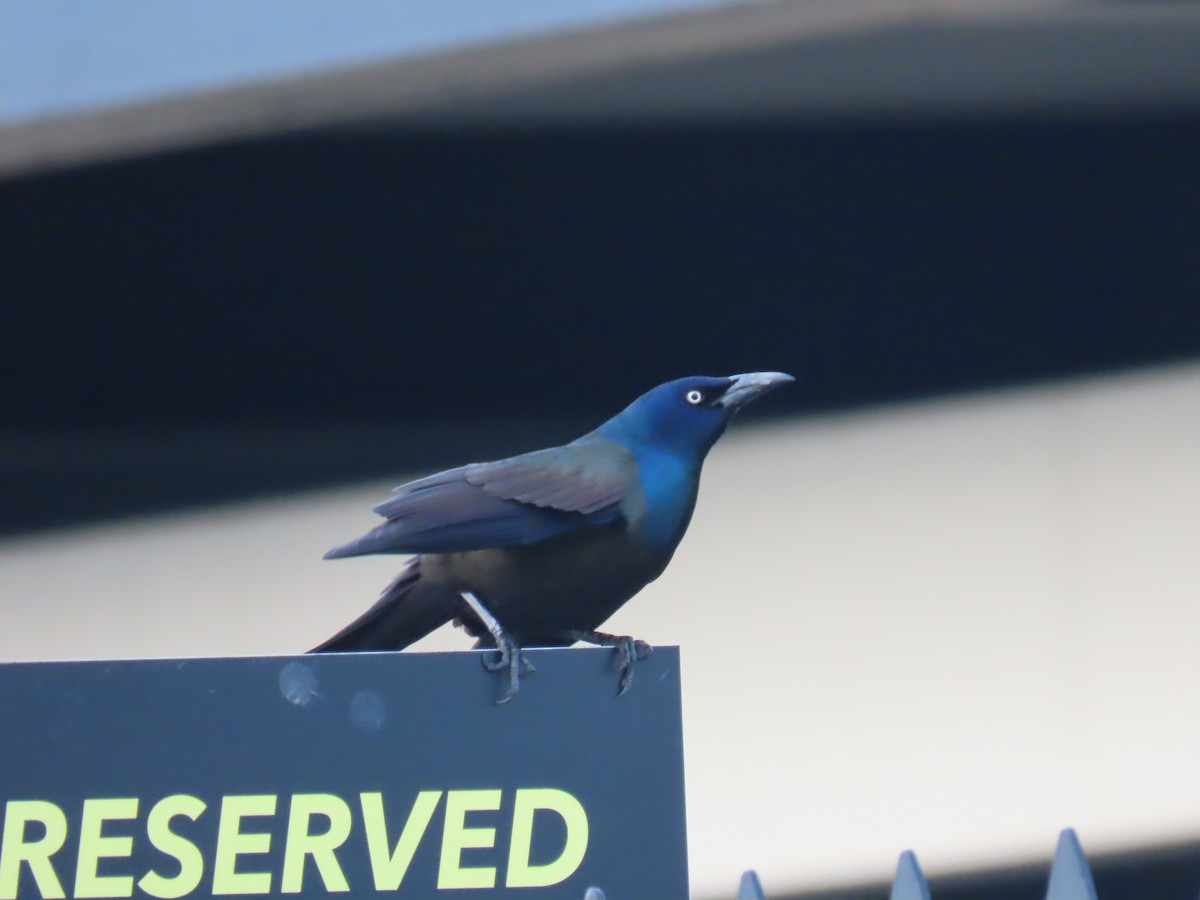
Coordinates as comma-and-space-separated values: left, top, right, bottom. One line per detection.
613, 636, 652, 696
461, 591, 533, 704
480, 636, 535, 704
565, 630, 653, 696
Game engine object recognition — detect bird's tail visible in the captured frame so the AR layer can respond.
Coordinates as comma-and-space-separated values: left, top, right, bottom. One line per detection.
310, 558, 459, 653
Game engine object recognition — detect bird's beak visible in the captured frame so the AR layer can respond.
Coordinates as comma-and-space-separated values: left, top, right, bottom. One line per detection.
716, 371, 795, 409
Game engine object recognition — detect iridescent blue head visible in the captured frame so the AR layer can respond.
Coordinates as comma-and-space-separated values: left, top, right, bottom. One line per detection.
596, 372, 794, 461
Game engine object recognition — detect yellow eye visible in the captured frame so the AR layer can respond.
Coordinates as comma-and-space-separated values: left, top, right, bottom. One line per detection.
686, 389, 704, 405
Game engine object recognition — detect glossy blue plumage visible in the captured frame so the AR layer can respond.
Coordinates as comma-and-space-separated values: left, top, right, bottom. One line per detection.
315, 373, 793, 680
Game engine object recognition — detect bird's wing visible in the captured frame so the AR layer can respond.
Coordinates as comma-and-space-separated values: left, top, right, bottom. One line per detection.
462, 446, 629, 515
325, 439, 636, 557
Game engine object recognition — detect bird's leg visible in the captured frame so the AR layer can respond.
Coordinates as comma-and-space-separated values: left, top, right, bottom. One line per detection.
461, 592, 533, 704
562, 630, 653, 696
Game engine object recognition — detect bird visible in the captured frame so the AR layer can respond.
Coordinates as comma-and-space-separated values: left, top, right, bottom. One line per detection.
313, 372, 794, 702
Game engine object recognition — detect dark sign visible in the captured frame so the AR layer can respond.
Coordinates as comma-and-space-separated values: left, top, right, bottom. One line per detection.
0, 647, 688, 899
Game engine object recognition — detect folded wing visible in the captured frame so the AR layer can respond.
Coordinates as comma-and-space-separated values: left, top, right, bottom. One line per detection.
324, 439, 636, 558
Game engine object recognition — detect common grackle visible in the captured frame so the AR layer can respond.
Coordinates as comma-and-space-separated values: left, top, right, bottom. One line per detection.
314, 372, 793, 701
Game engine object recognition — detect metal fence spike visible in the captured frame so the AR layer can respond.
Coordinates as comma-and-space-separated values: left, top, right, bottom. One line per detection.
738, 869, 767, 900
890, 850, 932, 900
583, 888, 606, 900
1046, 828, 1099, 900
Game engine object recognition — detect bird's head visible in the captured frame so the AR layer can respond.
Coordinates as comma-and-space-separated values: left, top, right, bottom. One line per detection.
597, 372, 795, 460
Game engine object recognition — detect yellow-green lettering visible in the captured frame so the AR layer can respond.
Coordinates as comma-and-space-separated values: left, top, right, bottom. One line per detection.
280, 795, 351, 893
437, 790, 501, 890
359, 792, 440, 891
138, 795, 206, 899
0, 800, 68, 900
505, 789, 589, 888
74, 798, 138, 898
211, 795, 276, 895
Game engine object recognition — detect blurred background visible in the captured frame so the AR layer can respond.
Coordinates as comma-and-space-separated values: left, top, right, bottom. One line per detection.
2, 0, 1199, 897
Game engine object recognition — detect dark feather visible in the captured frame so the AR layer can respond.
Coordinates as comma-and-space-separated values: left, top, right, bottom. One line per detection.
325, 438, 635, 559
312, 559, 460, 651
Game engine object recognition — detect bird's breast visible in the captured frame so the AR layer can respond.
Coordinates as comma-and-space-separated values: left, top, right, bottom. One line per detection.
627, 447, 700, 550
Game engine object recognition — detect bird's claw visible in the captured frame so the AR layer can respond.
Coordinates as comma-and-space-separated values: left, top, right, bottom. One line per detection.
482, 637, 534, 704
614, 637, 653, 697
481, 642, 508, 672
482, 643, 535, 674
562, 629, 652, 697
